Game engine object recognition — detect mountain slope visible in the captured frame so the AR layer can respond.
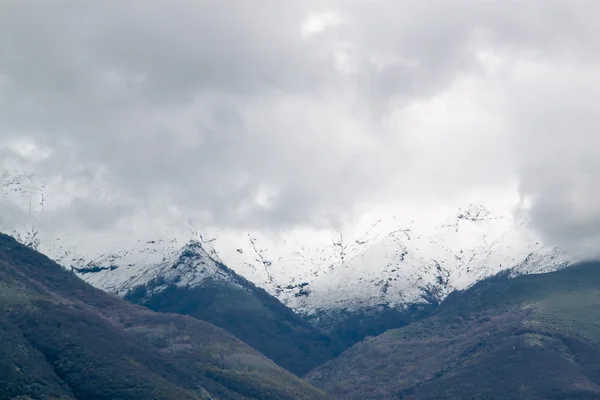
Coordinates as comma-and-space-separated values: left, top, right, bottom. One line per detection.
0, 233, 327, 400
307, 261, 600, 399
116, 241, 343, 375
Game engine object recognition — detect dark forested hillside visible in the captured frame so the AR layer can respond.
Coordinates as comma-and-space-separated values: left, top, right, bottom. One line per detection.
0, 233, 327, 400
124, 262, 344, 376
304, 302, 437, 349
308, 261, 600, 400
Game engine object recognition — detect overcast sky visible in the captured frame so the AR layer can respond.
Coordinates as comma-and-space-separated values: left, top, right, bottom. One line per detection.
1, 0, 600, 250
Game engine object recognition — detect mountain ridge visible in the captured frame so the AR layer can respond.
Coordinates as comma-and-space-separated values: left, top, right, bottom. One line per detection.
58, 204, 572, 315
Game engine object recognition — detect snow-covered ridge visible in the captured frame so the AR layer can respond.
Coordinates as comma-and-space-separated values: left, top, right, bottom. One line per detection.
283, 205, 570, 313
191, 204, 571, 313
75, 239, 246, 297
0, 173, 576, 313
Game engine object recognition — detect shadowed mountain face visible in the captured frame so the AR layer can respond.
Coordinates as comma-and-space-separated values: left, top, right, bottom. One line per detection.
124, 273, 344, 376
303, 302, 437, 350
308, 261, 600, 400
0, 233, 327, 400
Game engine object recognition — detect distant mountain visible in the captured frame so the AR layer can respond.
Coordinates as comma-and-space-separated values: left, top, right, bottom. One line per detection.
283, 205, 569, 312
283, 204, 571, 346
307, 261, 600, 399
0, 233, 327, 400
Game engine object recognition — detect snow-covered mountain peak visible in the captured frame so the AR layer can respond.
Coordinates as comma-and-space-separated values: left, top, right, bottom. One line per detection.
74, 238, 245, 297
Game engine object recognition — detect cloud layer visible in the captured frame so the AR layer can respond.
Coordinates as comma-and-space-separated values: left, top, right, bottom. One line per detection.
1, 0, 600, 250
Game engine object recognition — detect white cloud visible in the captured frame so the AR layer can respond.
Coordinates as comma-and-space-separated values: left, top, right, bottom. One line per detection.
0, 0, 599, 252
301, 12, 343, 38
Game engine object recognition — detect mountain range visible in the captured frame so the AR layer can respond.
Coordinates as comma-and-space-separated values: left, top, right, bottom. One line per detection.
56, 204, 572, 315
3, 173, 600, 399
1, 174, 575, 321
3, 228, 600, 399
43, 202, 575, 347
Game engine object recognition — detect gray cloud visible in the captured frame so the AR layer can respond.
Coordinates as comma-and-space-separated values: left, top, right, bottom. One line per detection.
509, 59, 600, 251
1, 0, 600, 247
